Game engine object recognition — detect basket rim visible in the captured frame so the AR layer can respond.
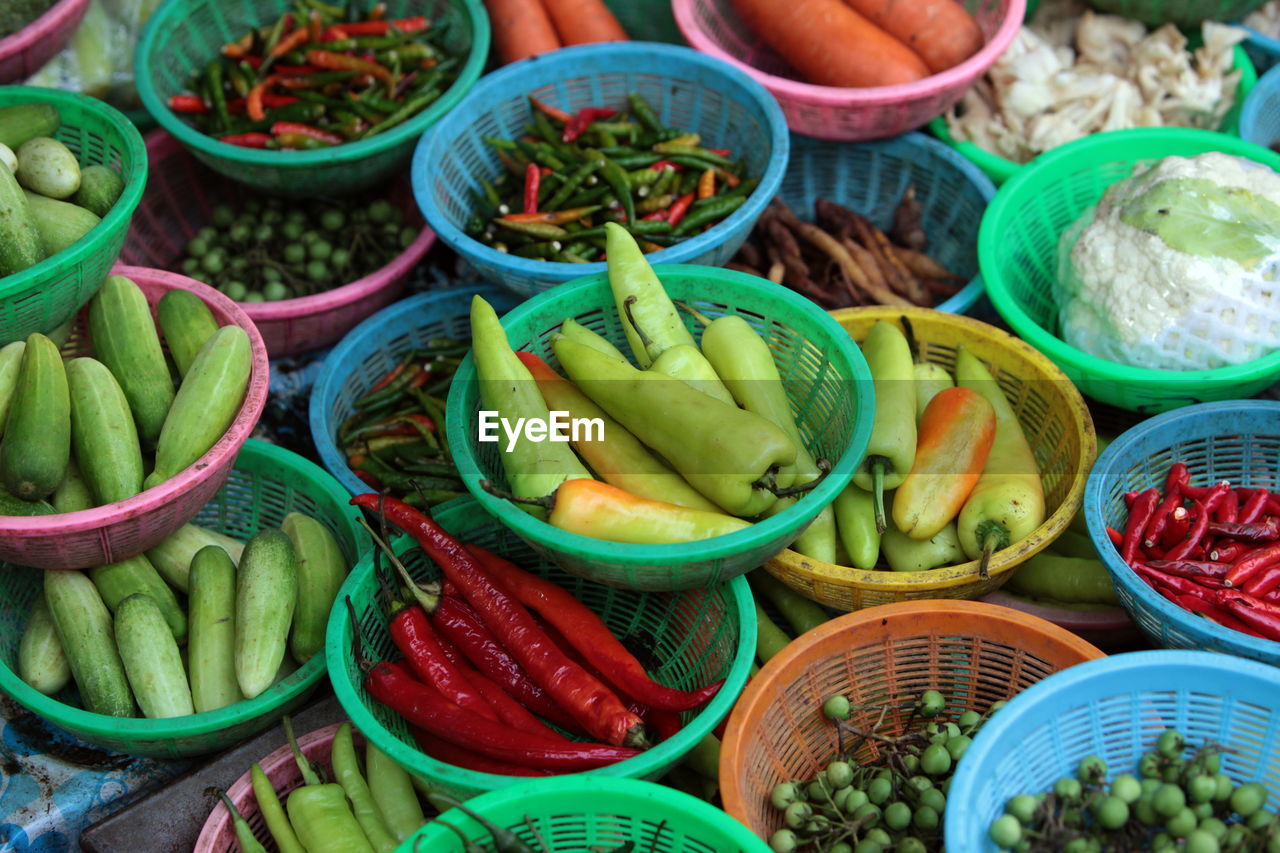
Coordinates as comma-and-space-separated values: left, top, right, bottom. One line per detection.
139, 128, 439, 320
411, 41, 791, 284
0, 0, 90, 59
979, 126, 1280, 384
671, 0, 1026, 107
0, 439, 351, 744
133, 0, 490, 171
1243, 22, 1280, 52
1083, 399, 1280, 658
0, 86, 148, 300
325, 494, 759, 791
0, 265, 268, 541
767, 305, 1096, 592
1241, 59, 1280, 145
445, 264, 874, 568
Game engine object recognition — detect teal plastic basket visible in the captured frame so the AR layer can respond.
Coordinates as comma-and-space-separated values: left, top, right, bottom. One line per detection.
979, 127, 1280, 412
444, 264, 874, 592
326, 496, 755, 800
135, 0, 488, 197
0, 440, 368, 758
603, 0, 685, 44
0, 86, 146, 344
947, 650, 1280, 851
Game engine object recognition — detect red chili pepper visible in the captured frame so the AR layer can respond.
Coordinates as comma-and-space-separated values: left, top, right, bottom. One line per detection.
1267, 496, 1280, 516
365, 661, 639, 768
666, 192, 697, 229
1105, 526, 1124, 548
1167, 592, 1258, 636
1214, 590, 1280, 642
271, 121, 344, 145
168, 94, 209, 113
1122, 488, 1160, 564
306, 50, 394, 87
351, 494, 646, 747
353, 469, 382, 490
1146, 559, 1230, 579
1239, 491, 1271, 524
411, 728, 554, 777
529, 95, 573, 124
1216, 490, 1240, 524
332, 16, 430, 36
1243, 565, 1280, 598
464, 544, 722, 712
1164, 462, 1190, 497
643, 707, 683, 743
389, 604, 500, 722
270, 26, 312, 59
523, 162, 540, 215
1210, 540, 1249, 563
262, 94, 301, 108
219, 132, 272, 148
1144, 490, 1182, 551
1164, 500, 1210, 562
1207, 518, 1280, 544
1159, 507, 1191, 551
221, 31, 254, 58
245, 78, 273, 122
649, 160, 683, 172
271, 64, 318, 75
562, 107, 616, 143
1225, 543, 1280, 588
1124, 491, 1140, 509
1134, 564, 1220, 599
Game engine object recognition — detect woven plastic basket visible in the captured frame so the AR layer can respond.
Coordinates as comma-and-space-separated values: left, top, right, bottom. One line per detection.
947, 650, 1280, 851
979, 127, 1280, 412
1241, 61, 1280, 148
1090, 0, 1270, 26
930, 44, 1258, 185
1083, 399, 1280, 665
777, 132, 995, 315
403, 777, 771, 852
0, 86, 146, 344
327, 496, 755, 800
135, 0, 488, 198
672, 0, 1025, 143
0, 440, 365, 758
445, 265, 874, 592
720, 599, 1104, 840
604, 0, 685, 44
1243, 22, 1280, 76
310, 285, 521, 500
0, 0, 89, 84
412, 42, 789, 298
119, 130, 437, 358
0, 265, 268, 570
764, 306, 1096, 611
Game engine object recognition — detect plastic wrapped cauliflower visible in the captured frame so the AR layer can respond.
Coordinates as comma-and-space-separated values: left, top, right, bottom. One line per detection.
1056, 152, 1280, 370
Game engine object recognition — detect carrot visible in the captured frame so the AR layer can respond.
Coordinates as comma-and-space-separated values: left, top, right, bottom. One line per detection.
730, 0, 930, 88
840, 0, 984, 74
485, 0, 561, 64
540, 0, 629, 46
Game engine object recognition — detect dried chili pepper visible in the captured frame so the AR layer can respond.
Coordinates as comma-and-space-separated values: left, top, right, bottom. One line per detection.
1122, 488, 1160, 565
1225, 542, 1280, 588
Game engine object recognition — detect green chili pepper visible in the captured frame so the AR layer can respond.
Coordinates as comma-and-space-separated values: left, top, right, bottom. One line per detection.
748, 569, 829, 635
363, 88, 442, 138
218, 791, 268, 853
543, 157, 603, 211
629, 93, 665, 134
561, 184, 613, 210
852, 322, 917, 534
331, 723, 399, 853
650, 166, 678, 198
670, 195, 745, 236
281, 717, 375, 853
626, 167, 663, 190
881, 522, 965, 572
652, 143, 738, 168
206, 61, 230, 132
365, 742, 426, 843
558, 317, 628, 361
251, 763, 306, 853
514, 241, 560, 260
262, 13, 290, 60
494, 219, 568, 240
484, 136, 520, 151
665, 153, 734, 176
833, 484, 881, 570
754, 602, 792, 662
595, 153, 635, 226
636, 194, 676, 215
515, 138, 565, 171
603, 222, 694, 366
589, 121, 639, 137
426, 794, 539, 853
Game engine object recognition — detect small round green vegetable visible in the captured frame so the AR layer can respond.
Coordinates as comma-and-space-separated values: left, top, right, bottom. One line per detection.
867, 777, 892, 805
1006, 794, 1037, 824
947, 735, 971, 762
958, 710, 982, 731
826, 761, 853, 790
883, 801, 911, 831
321, 209, 345, 231
919, 690, 945, 717
1167, 806, 1198, 837
1157, 729, 1185, 759
783, 801, 811, 829
913, 804, 939, 831
990, 814, 1022, 848
222, 281, 248, 301
1077, 755, 1107, 784
895, 839, 925, 853
852, 803, 881, 826
1054, 777, 1082, 802
769, 829, 797, 853
771, 782, 800, 810
1111, 773, 1142, 804
822, 695, 851, 720
1154, 783, 1186, 818
921, 744, 951, 777
920, 787, 946, 813
1092, 795, 1129, 830
1231, 783, 1268, 817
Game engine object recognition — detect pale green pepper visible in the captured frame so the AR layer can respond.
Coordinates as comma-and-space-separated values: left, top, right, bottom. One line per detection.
913, 362, 954, 425
852, 322, 917, 533
834, 484, 880, 571
557, 317, 628, 362
605, 222, 694, 367
881, 522, 964, 572
1004, 553, 1119, 605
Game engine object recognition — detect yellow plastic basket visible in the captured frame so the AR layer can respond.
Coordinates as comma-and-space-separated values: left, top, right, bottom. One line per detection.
765, 307, 1097, 610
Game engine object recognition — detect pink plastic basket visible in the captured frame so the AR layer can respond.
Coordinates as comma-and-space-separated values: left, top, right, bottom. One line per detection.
194, 723, 358, 853
0, 264, 269, 570
672, 0, 1025, 141
120, 130, 437, 358
0, 0, 90, 84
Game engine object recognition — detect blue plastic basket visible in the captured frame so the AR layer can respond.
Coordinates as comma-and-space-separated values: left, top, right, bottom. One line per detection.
1241, 61, 1280, 146
1243, 23, 1280, 76
947, 650, 1280, 852
780, 132, 994, 315
412, 42, 790, 298
1083, 400, 1280, 665
309, 285, 522, 500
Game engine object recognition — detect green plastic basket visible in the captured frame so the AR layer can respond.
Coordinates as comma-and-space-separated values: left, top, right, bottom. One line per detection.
978, 127, 1280, 413
0, 440, 368, 759
444, 265, 874, 592
1088, 0, 1269, 27
0, 86, 146, 344
400, 777, 770, 852
603, 0, 685, 44
134, 0, 488, 197
929, 44, 1257, 185
326, 496, 755, 800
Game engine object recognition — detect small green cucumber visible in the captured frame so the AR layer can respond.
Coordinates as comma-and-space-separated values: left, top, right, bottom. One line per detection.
115, 593, 194, 719
0, 103, 60, 151
156, 289, 220, 378
18, 597, 70, 695
145, 523, 244, 594
0, 340, 26, 432
234, 529, 298, 699
72, 165, 124, 217
0, 333, 69, 500
44, 570, 133, 716
144, 325, 250, 490
187, 546, 242, 713
282, 512, 348, 663
0, 486, 55, 516
23, 190, 100, 255
88, 275, 176, 448
66, 357, 144, 504
0, 164, 44, 278
52, 460, 95, 512
90, 553, 188, 643
15, 137, 80, 199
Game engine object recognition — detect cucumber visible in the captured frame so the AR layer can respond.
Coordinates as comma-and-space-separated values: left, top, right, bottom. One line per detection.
52, 460, 95, 512
72, 165, 123, 218
0, 104, 60, 151
145, 523, 244, 594
0, 340, 26, 432
0, 486, 55, 516
283, 512, 348, 663
0, 333, 69, 500
114, 594, 194, 719
15, 137, 80, 199
187, 546, 242, 713
45, 319, 73, 349
88, 275, 176, 448
156, 290, 219, 378
44, 570, 133, 717
90, 553, 188, 643
66, 357, 144, 504
144, 325, 250, 490
234, 529, 298, 699
23, 190, 100, 255
0, 142, 15, 174
0, 158, 44, 276
18, 597, 70, 695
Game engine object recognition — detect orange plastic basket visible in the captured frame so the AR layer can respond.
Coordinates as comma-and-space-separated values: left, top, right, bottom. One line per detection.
719, 599, 1105, 841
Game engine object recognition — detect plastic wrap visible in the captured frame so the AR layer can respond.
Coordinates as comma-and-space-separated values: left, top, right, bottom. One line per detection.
1055, 152, 1280, 371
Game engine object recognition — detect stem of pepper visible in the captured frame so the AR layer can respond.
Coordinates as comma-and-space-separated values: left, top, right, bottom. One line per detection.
282, 716, 322, 786
755, 458, 832, 498
977, 525, 1009, 581
622, 296, 653, 352
356, 513, 439, 613
869, 457, 889, 535
425, 794, 539, 853
479, 480, 555, 511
